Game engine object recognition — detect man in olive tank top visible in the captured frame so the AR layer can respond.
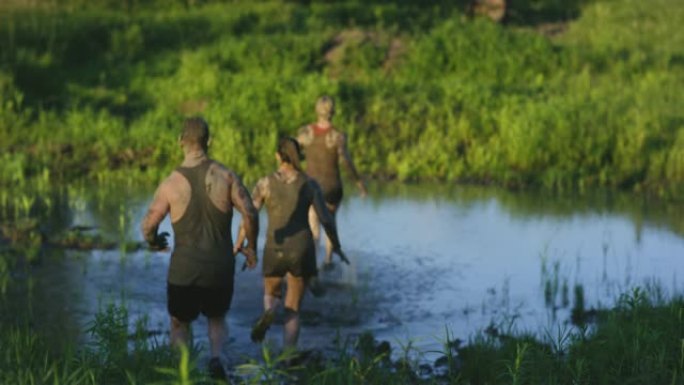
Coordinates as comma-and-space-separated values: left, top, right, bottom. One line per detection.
141, 117, 259, 380
296, 96, 367, 267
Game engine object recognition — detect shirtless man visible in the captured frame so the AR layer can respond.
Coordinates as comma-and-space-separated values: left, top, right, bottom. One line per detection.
296, 95, 367, 267
236, 137, 346, 351
141, 117, 258, 380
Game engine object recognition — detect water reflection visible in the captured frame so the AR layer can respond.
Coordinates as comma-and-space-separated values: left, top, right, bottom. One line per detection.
349, 183, 684, 351
1, 181, 683, 360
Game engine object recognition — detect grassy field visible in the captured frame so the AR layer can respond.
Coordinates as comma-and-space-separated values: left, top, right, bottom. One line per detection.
0, 0, 682, 195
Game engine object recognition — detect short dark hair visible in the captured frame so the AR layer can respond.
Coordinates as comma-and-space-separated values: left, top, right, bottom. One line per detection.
181, 117, 209, 148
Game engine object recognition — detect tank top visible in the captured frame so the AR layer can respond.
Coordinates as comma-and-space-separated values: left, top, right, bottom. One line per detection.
303, 127, 342, 202
169, 160, 234, 287
262, 171, 317, 278
304, 126, 343, 205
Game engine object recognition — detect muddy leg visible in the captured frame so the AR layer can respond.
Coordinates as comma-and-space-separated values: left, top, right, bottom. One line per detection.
283, 309, 300, 349
308, 205, 321, 243
323, 203, 338, 266
206, 317, 227, 380
283, 274, 305, 349
170, 316, 191, 349
207, 316, 226, 358
264, 277, 283, 311
252, 277, 282, 343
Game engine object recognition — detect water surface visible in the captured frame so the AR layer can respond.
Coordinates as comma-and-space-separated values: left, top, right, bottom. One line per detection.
8, 183, 684, 362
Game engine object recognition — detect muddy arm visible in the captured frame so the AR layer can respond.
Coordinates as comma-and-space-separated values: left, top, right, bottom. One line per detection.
337, 133, 367, 195
235, 176, 269, 250
296, 125, 313, 147
141, 183, 170, 249
230, 174, 259, 256
310, 180, 341, 251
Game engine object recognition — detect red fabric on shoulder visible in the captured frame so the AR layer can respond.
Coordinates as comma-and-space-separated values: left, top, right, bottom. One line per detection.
312, 124, 332, 136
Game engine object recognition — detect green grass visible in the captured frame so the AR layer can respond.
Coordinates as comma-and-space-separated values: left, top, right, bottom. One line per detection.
2, 285, 684, 384
0, 0, 682, 194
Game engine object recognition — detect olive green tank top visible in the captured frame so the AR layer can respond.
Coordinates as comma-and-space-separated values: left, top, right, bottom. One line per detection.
262, 171, 316, 278
304, 130, 342, 197
169, 160, 234, 287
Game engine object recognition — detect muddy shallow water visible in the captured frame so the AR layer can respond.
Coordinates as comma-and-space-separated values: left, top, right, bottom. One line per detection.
12, 182, 684, 364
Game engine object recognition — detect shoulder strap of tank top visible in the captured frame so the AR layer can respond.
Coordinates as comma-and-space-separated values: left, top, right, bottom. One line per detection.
175, 160, 212, 197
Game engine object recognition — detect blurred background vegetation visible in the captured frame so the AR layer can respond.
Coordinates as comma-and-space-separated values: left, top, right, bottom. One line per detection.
0, 0, 682, 195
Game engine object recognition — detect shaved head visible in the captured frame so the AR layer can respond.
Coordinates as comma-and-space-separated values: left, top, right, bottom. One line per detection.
181, 117, 209, 149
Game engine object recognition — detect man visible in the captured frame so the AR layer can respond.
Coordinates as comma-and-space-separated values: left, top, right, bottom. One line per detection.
297, 95, 366, 267
141, 117, 258, 380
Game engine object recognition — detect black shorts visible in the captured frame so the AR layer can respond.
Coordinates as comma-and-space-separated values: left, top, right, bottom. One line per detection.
322, 185, 343, 206
167, 282, 234, 323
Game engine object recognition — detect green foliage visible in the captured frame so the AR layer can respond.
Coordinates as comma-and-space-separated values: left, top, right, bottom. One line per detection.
0, 303, 210, 384
0, 0, 682, 193
2, 287, 684, 384
0, 326, 97, 385
237, 344, 300, 384
567, 288, 684, 384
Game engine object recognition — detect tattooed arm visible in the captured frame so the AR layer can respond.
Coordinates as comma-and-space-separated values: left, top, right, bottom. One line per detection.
310, 178, 349, 264
235, 177, 267, 254
310, 179, 343, 250
141, 182, 171, 250
337, 133, 367, 196
296, 125, 313, 147
230, 172, 259, 267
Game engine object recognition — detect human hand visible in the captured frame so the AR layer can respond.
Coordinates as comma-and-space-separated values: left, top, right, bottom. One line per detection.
239, 247, 258, 271
333, 247, 350, 265
148, 232, 170, 251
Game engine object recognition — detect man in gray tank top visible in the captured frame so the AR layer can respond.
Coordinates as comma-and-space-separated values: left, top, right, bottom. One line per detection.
141, 117, 259, 380
296, 96, 367, 268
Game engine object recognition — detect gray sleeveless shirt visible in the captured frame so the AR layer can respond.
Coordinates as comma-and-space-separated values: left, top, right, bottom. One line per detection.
169, 160, 234, 287
262, 171, 317, 278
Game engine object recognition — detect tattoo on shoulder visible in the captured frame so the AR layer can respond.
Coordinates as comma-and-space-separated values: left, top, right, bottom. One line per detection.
225, 170, 236, 185
329, 131, 344, 150
237, 184, 250, 203
298, 126, 314, 145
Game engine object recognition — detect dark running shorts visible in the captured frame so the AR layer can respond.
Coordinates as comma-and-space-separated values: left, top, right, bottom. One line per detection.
322, 185, 343, 206
167, 282, 234, 323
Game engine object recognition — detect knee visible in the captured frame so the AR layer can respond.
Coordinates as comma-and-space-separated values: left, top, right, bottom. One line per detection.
265, 288, 283, 300
264, 278, 284, 298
